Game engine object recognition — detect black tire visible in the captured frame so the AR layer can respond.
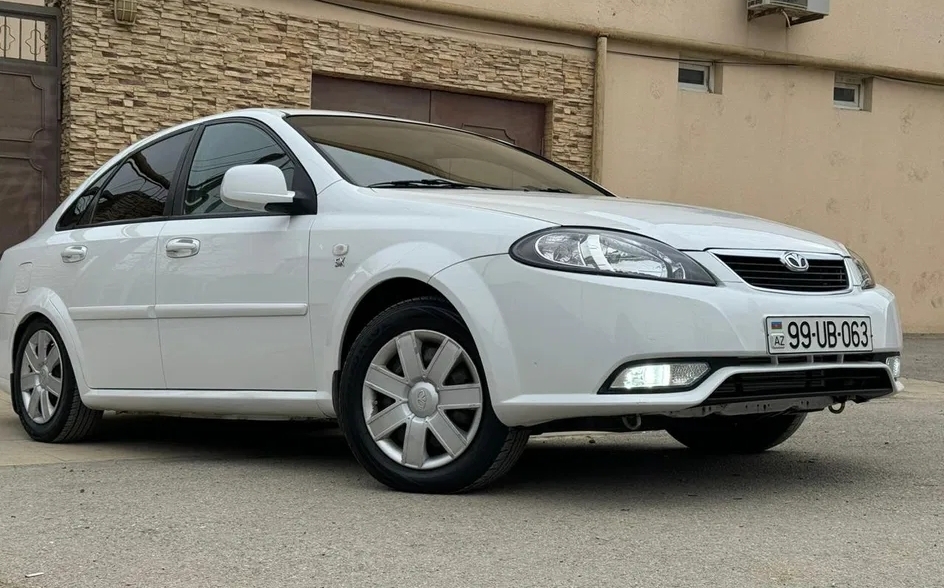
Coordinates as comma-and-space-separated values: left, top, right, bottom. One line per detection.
11, 317, 103, 443
337, 296, 530, 494
665, 413, 807, 454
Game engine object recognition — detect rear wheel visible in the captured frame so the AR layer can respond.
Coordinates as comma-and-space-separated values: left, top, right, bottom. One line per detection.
337, 297, 529, 493
665, 413, 807, 454
11, 318, 103, 443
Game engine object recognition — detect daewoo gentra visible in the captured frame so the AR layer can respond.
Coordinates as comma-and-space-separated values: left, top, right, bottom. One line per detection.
0, 109, 903, 493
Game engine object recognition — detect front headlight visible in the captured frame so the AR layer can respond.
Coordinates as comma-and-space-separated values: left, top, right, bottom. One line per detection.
848, 249, 876, 289
509, 227, 717, 285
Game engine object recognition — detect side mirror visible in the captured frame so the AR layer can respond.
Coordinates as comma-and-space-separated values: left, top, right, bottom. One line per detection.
220, 164, 295, 213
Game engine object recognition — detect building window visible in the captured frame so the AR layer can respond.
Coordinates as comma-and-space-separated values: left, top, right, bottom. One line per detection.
678, 62, 713, 92
834, 73, 872, 111
834, 81, 861, 109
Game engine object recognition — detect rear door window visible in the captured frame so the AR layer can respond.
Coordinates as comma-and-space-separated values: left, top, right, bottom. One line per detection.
86, 129, 194, 226
56, 173, 108, 231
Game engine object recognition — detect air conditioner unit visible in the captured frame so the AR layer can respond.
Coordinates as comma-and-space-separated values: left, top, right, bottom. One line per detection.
747, 0, 830, 24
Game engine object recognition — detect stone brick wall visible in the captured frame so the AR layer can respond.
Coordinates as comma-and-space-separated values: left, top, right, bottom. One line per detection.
56, 0, 595, 196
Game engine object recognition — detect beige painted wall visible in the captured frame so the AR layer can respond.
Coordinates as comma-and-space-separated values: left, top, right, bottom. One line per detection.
379, 0, 944, 75
602, 47, 944, 332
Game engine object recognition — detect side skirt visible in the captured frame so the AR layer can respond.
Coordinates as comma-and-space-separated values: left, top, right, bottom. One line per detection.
81, 389, 334, 419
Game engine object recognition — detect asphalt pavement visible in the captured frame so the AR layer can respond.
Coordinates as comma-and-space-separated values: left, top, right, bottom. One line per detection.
1, 337, 942, 588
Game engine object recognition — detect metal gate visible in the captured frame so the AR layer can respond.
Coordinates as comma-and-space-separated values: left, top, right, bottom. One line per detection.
0, 1, 60, 255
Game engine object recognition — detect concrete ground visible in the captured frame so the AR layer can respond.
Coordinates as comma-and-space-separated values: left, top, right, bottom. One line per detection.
900, 334, 944, 383
1, 337, 942, 588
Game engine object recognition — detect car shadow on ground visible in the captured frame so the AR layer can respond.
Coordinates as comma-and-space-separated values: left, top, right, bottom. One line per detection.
498, 435, 876, 501
77, 413, 893, 504
88, 413, 350, 460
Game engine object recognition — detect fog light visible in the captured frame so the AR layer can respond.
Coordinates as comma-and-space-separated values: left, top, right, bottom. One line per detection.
885, 356, 901, 380
612, 362, 710, 391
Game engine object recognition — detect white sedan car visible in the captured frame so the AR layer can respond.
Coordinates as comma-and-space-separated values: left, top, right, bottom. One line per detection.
0, 109, 903, 493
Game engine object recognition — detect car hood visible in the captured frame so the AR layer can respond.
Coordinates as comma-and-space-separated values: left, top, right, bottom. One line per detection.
373, 189, 848, 254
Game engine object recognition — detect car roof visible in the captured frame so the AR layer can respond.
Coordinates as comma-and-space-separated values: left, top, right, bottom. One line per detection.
145, 107, 468, 147
276, 108, 426, 123
275, 108, 485, 135
191, 107, 413, 119
199, 107, 450, 126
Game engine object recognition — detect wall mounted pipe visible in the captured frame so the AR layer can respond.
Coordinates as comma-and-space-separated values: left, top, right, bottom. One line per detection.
591, 35, 607, 183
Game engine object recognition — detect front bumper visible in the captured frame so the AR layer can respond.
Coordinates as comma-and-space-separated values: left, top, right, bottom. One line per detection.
436, 255, 903, 427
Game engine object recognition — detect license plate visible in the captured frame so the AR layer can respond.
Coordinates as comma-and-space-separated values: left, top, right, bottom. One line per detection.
766, 316, 873, 354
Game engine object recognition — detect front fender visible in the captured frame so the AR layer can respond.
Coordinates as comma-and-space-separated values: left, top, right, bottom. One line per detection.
427, 255, 522, 426
11, 287, 90, 399
318, 241, 488, 394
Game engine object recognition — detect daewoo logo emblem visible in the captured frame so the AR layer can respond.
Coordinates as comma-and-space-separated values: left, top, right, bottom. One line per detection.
416, 389, 428, 411
780, 252, 810, 272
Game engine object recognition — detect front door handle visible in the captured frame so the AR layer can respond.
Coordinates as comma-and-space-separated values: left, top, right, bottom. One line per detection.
61, 245, 87, 263
165, 237, 201, 259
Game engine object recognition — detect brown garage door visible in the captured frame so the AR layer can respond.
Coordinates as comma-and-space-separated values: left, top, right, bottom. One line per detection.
0, 3, 60, 255
311, 74, 546, 155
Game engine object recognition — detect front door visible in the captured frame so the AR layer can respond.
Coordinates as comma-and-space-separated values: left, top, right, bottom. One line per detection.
155, 119, 317, 391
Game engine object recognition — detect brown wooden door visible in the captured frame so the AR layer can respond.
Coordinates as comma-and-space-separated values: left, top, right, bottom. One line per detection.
311, 74, 431, 122
429, 90, 545, 155
0, 3, 60, 255
310, 74, 545, 155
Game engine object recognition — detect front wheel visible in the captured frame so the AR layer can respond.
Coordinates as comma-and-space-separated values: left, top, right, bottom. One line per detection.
665, 413, 807, 454
337, 297, 529, 494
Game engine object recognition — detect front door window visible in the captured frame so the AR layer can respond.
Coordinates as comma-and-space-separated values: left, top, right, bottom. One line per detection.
182, 122, 295, 216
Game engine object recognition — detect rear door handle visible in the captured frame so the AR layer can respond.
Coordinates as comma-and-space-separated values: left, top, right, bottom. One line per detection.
61, 245, 87, 263
165, 237, 201, 259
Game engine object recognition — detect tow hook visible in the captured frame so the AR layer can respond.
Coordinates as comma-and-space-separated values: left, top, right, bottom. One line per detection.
828, 401, 846, 414
621, 415, 643, 431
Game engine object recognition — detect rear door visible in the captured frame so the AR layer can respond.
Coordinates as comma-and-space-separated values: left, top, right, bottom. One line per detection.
155, 119, 318, 391
48, 127, 195, 390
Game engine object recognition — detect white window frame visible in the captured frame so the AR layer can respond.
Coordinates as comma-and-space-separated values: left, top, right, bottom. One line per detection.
678, 62, 712, 93
834, 74, 864, 110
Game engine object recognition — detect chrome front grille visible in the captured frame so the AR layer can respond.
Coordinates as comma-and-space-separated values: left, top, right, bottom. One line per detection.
716, 254, 850, 293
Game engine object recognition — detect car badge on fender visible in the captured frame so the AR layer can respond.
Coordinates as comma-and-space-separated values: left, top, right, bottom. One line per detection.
780, 251, 810, 272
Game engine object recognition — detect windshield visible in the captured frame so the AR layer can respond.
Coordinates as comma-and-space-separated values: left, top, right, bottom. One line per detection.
285, 115, 610, 196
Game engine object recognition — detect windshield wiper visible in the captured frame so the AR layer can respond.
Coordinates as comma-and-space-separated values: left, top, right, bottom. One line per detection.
368, 179, 568, 192
368, 179, 487, 189
521, 186, 572, 193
